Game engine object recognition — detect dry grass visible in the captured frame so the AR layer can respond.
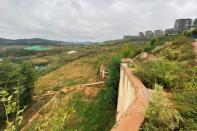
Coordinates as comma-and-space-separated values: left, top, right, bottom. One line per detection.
34, 57, 99, 95
30, 58, 49, 65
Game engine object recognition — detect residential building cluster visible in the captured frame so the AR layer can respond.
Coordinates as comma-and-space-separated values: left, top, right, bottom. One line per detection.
138, 18, 197, 39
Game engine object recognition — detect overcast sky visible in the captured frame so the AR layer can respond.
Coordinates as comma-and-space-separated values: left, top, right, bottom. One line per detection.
0, 0, 197, 42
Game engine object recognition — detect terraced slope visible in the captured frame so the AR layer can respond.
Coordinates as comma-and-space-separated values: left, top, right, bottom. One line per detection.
34, 57, 99, 95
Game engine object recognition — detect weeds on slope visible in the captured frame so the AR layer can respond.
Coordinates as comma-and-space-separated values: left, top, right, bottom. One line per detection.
135, 36, 197, 130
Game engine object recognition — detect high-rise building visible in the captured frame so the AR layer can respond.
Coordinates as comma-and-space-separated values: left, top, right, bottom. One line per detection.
154, 30, 164, 37
145, 31, 153, 39
138, 32, 145, 38
193, 18, 197, 27
174, 18, 192, 32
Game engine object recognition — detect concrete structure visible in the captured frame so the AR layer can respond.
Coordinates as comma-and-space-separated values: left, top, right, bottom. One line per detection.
154, 30, 164, 37
115, 63, 136, 121
138, 32, 145, 38
145, 31, 153, 39
67, 50, 77, 55
112, 61, 151, 131
174, 18, 192, 32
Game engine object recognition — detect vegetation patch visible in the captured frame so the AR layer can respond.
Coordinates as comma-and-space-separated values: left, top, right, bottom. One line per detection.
34, 58, 98, 95
135, 58, 186, 89
142, 84, 183, 130
134, 36, 197, 130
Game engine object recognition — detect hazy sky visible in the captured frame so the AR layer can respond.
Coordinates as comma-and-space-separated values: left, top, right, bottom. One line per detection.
0, 0, 197, 41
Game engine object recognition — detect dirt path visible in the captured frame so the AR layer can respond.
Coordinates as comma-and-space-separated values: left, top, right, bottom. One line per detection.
192, 40, 197, 64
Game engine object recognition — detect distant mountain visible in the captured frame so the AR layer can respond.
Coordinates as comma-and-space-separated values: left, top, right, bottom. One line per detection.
0, 37, 14, 44
0, 37, 87, 45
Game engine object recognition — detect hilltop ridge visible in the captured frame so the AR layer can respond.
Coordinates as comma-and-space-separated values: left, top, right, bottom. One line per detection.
0, 37, 93, 45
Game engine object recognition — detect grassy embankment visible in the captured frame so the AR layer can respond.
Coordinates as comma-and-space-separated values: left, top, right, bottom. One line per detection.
129, 36, 197, 130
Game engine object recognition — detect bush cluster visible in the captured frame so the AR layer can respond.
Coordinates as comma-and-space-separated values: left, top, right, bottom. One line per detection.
121, 43, 145, 58
172, 91, 197, 130
136, 36, 197, 130
159, 36, 195, 63
135, 58, 186, 89
160, 48, 182, 61
142, 84, 183, 130
183, 28, 197, 37
121, 36, 178, 59
106, 55, 121, 107
0, 60, 35, 121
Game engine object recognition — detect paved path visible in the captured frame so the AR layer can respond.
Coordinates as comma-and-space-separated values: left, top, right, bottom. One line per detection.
192, 40, 197, 64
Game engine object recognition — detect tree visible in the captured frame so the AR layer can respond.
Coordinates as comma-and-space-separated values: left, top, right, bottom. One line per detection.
19, 62, 35, 107
0, 60, 23, 121
0, 60, 23, 90
106, 55, 121, 107
0, 87, 25, 131
0, 60, 35, 127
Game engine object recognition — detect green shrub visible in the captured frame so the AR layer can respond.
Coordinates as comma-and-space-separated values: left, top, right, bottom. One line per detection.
131, 48, 144, 58
0, 87, 26, 131
183, 30, 192, 36
160, 48, 182, 61
143, 36, 178, 53
178, 43, 195, 62
142, 84, 183, 130
106, 55, 121, 107
136, 36, 196, 89
0, 60, 23, 89
135, 58, 185, 89
192, 28, 197, 35
121, 44, 133, 58
121, 43, 145, 58
0, 60, 35, 125
160, 36, 195, 63
144, 39, 157, 52
20, 62, 35, 107
182, 66, 197, 89
174, 36, 190, 45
